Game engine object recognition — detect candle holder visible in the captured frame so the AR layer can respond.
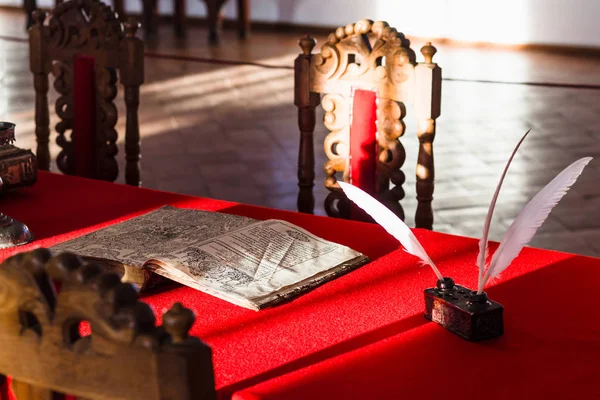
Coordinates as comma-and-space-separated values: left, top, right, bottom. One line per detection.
0, 122, 36, 248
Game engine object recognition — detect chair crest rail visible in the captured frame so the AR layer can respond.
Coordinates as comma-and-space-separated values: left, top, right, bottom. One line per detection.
0, 249, 216, 399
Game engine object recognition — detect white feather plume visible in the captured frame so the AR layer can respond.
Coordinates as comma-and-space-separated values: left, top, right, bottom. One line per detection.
338, 181, 444, 280
477, 130, 531, 291
479, 157, 592, 293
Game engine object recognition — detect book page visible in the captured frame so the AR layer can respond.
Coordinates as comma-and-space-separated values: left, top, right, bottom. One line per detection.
52, 206, 366, 310
51, 206, 256, 267
147, 219, 365, 309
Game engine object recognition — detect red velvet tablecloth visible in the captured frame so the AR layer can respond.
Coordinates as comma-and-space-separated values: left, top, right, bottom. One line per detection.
2, 172, 599, 399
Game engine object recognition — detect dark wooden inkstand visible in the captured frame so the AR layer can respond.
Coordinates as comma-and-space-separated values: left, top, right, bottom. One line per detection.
0, 122, 37, 192
0, 122, 37, 248
424, 277, 504, 341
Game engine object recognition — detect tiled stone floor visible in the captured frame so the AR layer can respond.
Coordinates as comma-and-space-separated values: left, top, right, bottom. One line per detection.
1, 10, 600, 256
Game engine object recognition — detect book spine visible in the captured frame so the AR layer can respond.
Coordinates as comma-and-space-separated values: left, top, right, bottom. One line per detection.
139, 269, 172, 292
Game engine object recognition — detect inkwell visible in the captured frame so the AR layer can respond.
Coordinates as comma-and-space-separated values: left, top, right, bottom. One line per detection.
339, 129, 591, 341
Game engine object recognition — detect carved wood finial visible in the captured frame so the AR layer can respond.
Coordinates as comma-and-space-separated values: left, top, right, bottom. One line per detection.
124, 17, 141, 37
33, 9, 46, 25
163, 302, 195, 344
298, 35, 316, 56
421, 42, 437, 64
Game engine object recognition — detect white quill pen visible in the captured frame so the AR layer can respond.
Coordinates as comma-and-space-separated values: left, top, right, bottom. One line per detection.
477, 130, 531, 293
478, 156, 593, 293
338, 181, 444, 281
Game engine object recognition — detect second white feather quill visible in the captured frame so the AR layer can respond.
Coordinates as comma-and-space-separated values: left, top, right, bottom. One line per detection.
338, 181, 444, 281
479, 157, 592, 293
477, 130, 531, 292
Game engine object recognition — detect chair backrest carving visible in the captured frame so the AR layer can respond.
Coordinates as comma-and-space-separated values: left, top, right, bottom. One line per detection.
0, 249, 216, 399
295, 20, 441, 229
29, 0, 144, 186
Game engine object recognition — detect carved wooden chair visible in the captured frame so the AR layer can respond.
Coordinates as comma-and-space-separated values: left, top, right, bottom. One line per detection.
29, 0, 144, 186
0, 249, 216, 399
295, 20, 441, 229
141, 0, 249, 44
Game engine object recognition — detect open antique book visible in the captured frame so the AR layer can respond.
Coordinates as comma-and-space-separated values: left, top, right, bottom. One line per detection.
51, 206, 368, 310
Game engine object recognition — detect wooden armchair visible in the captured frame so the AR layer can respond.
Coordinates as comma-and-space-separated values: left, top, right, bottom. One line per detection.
0, 249, 216, 399
295, 20, 442, 229
29, 0, 144, 186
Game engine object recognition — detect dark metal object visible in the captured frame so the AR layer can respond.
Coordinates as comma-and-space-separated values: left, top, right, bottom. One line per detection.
0, 147, 37, 192
0, 212, 33, 249
0, 122, 36, 248
424, 277, 504, 341
0, 122, 16, 146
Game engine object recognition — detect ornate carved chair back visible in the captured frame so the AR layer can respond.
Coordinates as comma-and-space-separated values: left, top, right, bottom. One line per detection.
28, 0, 144, 186
294, 20, 442, 229
0, 249, 217, 399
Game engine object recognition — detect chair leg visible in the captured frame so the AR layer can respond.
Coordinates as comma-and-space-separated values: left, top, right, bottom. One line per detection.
33, 73, 51, 171
23, 0, 36, 30
295, 36, 319, 214
415, 118, 435, 230
297, 106, 316, 214
236, 0, 249, 39
113, 0, 125, 21
123, 84, 142, 186
141, 0, 158, 39
204, 0, 226, 45
173, 0, 187, 37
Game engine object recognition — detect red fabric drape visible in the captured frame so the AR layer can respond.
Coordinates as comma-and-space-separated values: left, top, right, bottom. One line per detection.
349, 89, 378, 220
73, 55, 97, 179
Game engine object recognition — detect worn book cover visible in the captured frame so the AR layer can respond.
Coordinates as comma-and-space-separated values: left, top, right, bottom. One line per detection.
51, 206, 368, 310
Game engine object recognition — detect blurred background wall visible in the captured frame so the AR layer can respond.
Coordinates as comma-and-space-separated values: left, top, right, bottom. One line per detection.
2, 0, 598, 47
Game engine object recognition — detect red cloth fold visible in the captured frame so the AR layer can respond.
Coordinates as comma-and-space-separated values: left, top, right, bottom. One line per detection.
73, 55, 97, 179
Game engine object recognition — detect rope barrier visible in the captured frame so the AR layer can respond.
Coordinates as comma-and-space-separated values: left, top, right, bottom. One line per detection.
443, 77, 600, 90
143, 52, 293, 70
2, 34, 600, 90
0, 35, 27, 43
